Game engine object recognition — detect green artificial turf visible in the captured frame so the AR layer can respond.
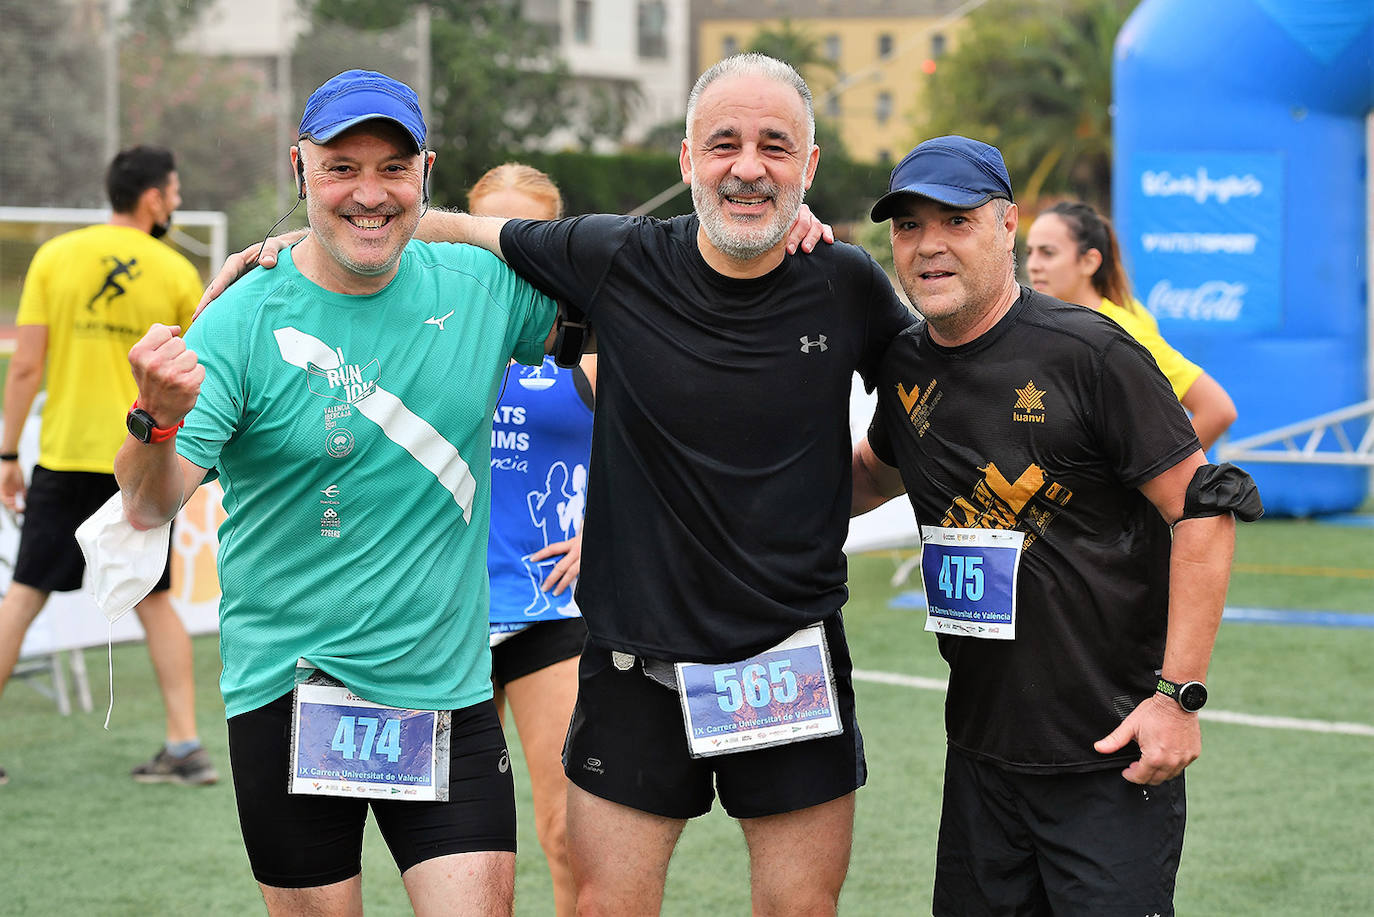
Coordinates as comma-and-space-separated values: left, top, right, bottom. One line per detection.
1, 508, 1370, 914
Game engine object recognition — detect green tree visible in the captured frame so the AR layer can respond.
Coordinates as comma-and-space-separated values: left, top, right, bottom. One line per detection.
120, 34, 278, 218
746, 19, 839, 83
918, 0, 1139, 211
0, 0, 109, 207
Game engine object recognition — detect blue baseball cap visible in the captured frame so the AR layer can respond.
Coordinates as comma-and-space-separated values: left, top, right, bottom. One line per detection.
870, 135, 1014, 221
298, 69, 426, 152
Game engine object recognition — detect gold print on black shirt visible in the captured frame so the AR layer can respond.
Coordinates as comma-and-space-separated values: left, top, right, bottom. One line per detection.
896, 378, 942, 438
940, 461, 1072, 550
1012, 379, 1046, 424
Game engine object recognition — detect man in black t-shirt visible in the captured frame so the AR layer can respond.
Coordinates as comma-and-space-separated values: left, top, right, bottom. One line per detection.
411, 55, 914, 914
852, 136, 1259, 916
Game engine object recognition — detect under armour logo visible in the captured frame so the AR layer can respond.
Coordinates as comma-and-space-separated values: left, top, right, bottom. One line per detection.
424, 309, 455, 331
799, 335, 828, 353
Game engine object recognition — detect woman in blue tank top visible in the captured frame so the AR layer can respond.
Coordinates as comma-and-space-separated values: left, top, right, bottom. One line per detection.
471, 164, 594, 917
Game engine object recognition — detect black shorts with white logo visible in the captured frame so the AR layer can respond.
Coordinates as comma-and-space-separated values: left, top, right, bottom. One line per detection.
933, 746, 1186, 917
562, 611, 866, 820
490, 616, 587, 688
14, 466, 172, 593
228, 691, 516, 888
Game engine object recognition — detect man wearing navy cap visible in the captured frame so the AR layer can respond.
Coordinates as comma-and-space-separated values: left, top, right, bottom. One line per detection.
852, 136, 1260, 915
115, 69, 560, 913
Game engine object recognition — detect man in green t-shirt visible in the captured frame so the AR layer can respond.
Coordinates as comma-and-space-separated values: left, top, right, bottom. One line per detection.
115, 70, 557, 915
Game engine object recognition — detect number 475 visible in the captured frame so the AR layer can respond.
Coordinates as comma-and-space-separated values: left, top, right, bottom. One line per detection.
331, 715, 402, 762
938, 554, 984, 601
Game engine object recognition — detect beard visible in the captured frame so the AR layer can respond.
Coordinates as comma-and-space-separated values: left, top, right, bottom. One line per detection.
692, 173, 804, 262
150, 221, 170, 239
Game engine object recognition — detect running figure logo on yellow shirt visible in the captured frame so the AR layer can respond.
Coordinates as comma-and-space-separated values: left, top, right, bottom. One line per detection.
86, 255, 141, 311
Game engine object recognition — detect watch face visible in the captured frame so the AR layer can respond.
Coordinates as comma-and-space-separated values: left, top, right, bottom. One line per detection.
127, 409, 155, 443
1178, 682, 1208, 712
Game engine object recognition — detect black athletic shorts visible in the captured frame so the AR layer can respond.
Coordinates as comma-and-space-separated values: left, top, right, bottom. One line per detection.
14, 466, 172, 593
228, 691, 516, 888
490, 617, 587, 688
563, 611, 866, 820
933, 746, 1186, 917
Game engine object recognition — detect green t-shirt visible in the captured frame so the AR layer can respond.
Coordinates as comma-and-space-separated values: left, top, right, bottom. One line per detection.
179, 240, 555, 718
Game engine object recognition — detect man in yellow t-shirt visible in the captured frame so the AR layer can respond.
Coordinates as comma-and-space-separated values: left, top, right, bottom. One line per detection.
0, 146, 216, 787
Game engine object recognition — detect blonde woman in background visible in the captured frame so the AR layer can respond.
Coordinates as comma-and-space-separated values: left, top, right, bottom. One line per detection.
470, 163, 593, 917
1026, 200, 1237, 449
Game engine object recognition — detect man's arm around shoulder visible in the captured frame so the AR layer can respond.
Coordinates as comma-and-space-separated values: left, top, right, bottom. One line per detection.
415, 211, 509, 261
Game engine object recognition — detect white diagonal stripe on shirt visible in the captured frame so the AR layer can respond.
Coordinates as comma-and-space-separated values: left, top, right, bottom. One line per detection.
273, 326, 477, 522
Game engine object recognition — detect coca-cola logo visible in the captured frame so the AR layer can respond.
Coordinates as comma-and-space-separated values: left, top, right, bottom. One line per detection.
1140, 168, 1263, 204
1146, 280, 1247, 321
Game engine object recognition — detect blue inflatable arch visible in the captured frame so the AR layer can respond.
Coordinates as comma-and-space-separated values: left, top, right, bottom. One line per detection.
1113, 0, 1373, 515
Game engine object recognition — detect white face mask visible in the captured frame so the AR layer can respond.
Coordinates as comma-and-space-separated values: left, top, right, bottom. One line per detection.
76, 493, 174, 727
76, 492, 171, 625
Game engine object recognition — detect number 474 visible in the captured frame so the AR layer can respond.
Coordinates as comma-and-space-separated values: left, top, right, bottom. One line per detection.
331, 715, 402, 762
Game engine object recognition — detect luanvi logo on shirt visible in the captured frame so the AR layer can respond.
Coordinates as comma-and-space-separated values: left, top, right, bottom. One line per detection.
1012, 380, 1047, 424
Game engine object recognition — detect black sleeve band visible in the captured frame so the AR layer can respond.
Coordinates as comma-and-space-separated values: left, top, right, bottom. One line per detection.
552, 299, 591, 369
1181, 462, 1264, 522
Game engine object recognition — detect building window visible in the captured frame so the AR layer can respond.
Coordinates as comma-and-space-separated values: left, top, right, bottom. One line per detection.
878, 33, 894, 59
931, 32, 947, 58
722, 35, 738, 56
875, 91, 893, 125
824, 34, 841, 63
574, 1, 592, 44
638, 1, 667, 58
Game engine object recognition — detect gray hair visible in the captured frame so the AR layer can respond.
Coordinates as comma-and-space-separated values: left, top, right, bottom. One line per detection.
685, 53, 815, 150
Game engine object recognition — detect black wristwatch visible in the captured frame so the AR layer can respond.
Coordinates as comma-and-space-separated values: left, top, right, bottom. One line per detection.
1156, 677, 1208, 713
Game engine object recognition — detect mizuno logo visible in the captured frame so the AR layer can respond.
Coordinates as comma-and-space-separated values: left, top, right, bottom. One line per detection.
800, 335, 828, 353
424, 309, 455, 331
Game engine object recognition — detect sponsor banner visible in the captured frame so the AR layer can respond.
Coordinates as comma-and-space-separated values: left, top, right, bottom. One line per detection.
1128, 153, 1284, 332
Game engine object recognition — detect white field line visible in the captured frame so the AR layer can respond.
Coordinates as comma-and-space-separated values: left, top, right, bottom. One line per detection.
851, 669, 1374, 737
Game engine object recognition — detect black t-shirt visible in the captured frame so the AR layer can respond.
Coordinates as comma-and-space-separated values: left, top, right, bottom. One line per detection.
501, 214, 915, 661
868, 286, 1199, 772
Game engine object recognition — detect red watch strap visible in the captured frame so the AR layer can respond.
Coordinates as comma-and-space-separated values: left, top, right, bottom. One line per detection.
131, 400, 185, 443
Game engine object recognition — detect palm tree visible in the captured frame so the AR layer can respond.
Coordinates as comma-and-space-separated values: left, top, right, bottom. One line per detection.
918, 0, 1138, 211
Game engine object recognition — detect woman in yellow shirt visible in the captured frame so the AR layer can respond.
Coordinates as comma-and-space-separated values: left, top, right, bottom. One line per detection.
1026, 200, 1237, 450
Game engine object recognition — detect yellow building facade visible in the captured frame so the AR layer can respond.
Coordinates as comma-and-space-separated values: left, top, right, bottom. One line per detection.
694, 5, 965, 164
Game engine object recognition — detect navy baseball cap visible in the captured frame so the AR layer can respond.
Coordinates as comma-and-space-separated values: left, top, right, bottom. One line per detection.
298, 69, 426, 152
870, 135, 1014, 221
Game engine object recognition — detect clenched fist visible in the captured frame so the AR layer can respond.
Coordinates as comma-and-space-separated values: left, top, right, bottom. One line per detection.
128, 324, 204, 428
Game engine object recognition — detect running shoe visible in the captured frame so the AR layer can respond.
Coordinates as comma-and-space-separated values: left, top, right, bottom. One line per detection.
130, 746, 219, 786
